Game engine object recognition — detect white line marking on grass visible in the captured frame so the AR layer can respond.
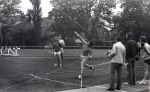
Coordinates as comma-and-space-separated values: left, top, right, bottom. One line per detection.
58, 83, 128, 92
28, 74, 118, 91
0, 58, 81, 91
29, 73, 87, 87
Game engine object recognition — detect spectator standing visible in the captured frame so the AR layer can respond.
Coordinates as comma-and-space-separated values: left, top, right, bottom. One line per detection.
138, 36, 150, 84
125, 32, 138, 85
107, 37, 126, 91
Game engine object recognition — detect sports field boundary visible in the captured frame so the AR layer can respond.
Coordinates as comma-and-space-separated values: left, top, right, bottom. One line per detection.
0, 46, 112, 49
58, 80, 150, 92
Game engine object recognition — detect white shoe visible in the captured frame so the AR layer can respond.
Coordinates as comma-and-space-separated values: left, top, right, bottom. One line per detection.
59, 64, 63, 68
90, 66, 94, 72
89, 55, 92, 59
78, 74, 82, 79
139, 81, 146, 85
124, 82, 129, 85
54, 64, 58, 67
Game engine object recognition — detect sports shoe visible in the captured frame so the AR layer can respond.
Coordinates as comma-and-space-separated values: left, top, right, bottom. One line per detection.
78, 74, 82, 79
124, 82, 128, 85
116, 87, 121, 90
59, 64, 63, 68
90, 66, 94, 72
89, 55, 92, 59
54, 64, 58, 67
107, 88, 114, 91
139, 80, 146, 85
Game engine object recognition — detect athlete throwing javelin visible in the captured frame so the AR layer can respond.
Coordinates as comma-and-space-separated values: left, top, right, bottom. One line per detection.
74, 31, 94, 79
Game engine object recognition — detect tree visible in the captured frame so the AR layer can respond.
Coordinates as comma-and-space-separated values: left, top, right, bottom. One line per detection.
28, 0, 42, 45
0, 0, 22, 46
0, 0, 22, 23
113, 0, 150, 42
48, 0, 115, 45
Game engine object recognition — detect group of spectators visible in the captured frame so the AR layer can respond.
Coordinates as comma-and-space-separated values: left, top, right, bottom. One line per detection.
49, 32, 149, 90
107, 32, 150, 91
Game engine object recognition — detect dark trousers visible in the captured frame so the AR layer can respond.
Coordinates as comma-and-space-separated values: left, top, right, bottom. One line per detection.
127, 58, 135, 85
110, 63, 122, 89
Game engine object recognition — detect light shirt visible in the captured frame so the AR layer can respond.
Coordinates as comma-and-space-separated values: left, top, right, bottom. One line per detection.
59, 39, 65, 48
108, 42, 126, 64
141, 43, 150, 60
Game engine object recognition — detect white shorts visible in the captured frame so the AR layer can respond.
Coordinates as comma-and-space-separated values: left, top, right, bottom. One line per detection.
54, 51, 61, 55
81, 55, 89, 59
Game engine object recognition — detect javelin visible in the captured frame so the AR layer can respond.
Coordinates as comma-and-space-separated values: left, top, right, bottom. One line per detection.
51, 0, 97, 33
56, 7, 88, 33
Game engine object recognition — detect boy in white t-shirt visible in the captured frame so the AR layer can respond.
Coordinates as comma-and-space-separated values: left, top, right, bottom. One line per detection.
138, 36, 150, 85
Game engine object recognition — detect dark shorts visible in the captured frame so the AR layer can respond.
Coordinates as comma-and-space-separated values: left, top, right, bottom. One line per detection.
144, 59, 150, 65
82, 50, 90, 56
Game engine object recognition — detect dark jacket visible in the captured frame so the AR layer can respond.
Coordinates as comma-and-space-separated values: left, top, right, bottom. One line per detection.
126, 40, 138, 60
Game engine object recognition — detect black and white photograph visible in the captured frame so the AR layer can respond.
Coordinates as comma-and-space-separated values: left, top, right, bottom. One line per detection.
0, 0, 150, 92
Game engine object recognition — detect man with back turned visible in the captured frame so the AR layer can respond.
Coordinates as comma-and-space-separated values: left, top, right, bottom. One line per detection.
125, 32, 138, 85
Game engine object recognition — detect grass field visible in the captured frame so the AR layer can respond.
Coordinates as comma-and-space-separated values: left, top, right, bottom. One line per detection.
0, 49, 145, 92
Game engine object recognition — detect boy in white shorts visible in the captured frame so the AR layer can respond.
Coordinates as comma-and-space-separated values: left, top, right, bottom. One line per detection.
52, 37, 63, 68
74, 31, 94, 79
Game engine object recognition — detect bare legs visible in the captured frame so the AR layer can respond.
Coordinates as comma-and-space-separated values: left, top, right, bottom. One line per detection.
54, 52, 62, 68
78, 57, 94, 78
139, 63, 150, 84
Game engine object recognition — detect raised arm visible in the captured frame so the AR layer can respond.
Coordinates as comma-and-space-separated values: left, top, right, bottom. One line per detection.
74, 31, 86, 44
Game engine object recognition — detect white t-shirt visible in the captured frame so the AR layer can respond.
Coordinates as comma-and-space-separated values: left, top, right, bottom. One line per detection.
59, 39, 65, 48
141, 43, 150, 60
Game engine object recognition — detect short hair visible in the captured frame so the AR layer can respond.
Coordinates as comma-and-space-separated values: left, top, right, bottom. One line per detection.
140, 36, 147, 43
126, 32, 133, 39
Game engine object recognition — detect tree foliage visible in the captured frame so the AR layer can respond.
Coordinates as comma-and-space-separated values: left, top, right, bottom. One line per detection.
113, 0, 150, 42
0, 0, 23, 46
0, 0, 22, 23
28, 0, 42, 45
48, 0, 115, 44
